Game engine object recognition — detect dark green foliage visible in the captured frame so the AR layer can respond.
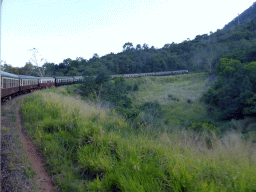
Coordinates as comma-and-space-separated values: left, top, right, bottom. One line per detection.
187, 99, 192, 104
141, 101, 162, 117
168, 94, 179, 101
189, 122, 217, 132
138, 101, 163, 125
243, 94, 256, 116
80, 70, 132, 109
203, 57, 256, 120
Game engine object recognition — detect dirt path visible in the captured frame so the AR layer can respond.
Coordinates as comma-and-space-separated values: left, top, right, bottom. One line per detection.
1, 94, 55, 191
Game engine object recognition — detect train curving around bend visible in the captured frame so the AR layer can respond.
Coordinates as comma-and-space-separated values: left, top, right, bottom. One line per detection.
1, 70, 188, 101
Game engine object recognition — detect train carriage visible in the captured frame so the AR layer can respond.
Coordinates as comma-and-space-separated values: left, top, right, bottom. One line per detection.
111, 74, 123, 80
123, 73, 139, 78
73, 76, 84, 84
18, 75, 39, 93
54, 76, 74, 86
38, 77, 55, 88
1, 71, 20, 100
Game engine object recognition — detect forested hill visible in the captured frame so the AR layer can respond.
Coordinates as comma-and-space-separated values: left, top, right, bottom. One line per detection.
224, 2, 256, 29
2, 3, 256, 77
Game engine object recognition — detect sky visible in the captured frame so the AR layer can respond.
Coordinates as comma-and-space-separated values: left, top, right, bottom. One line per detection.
1, 0, 256, 68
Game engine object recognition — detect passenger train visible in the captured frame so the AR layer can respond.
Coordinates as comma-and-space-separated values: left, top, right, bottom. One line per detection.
1, 70, 188, 101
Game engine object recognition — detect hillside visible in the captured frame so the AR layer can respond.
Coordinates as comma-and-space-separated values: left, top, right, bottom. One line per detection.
224, 2, 256, 29
19, 80, 256, 191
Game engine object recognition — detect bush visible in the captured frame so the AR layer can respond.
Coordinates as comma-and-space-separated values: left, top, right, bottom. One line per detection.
168, 94, 179, 101
189, 121, 217, 132
187, 99, 192, 104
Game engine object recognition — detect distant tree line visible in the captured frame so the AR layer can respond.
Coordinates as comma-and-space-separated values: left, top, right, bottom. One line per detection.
2, 19, 256, 79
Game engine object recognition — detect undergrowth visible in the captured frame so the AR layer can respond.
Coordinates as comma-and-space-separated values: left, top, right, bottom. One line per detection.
20, 88, 256, 191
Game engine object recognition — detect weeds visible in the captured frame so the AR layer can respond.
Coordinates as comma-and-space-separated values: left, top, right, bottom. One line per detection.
20, 82, 256, 191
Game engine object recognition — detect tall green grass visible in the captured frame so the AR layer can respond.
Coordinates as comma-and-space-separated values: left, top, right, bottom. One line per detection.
20, 88, 256, 191
126, 73, 216, 128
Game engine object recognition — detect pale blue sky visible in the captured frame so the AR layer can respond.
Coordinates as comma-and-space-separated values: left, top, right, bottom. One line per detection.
1, 0, 256, 67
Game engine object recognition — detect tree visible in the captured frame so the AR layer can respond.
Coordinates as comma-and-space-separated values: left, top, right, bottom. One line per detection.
218, 58, 242, 78
142, 43, 149, 50
123, 42, 134, 51
200, 44, 224, 75
43, 62, 56, 76
28, 48, 46, 77
20, 62, 34, 75
192, 47, 205, 69
2, 63, 20, 74
93, 53, 100, 59
136, 44, 142, 50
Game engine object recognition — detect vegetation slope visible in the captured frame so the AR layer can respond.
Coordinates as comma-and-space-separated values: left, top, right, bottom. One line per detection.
20, 74, 256, 191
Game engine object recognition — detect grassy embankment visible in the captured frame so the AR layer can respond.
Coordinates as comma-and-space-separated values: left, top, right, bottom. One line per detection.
20, 74, 256, 191
125, 72, 216, 129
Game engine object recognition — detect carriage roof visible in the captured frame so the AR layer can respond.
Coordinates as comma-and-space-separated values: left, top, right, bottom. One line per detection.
1, 71, 19, 79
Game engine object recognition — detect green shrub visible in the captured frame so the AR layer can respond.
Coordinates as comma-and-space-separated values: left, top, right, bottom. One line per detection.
189, 122, 217, 132
187, 99, 192, 103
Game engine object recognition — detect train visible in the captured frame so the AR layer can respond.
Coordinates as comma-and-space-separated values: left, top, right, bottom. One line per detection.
1, 70, 188, 101
111, 70, 188, 79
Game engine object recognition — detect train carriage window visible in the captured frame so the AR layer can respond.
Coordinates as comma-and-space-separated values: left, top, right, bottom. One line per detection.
3, 78, 6, 89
